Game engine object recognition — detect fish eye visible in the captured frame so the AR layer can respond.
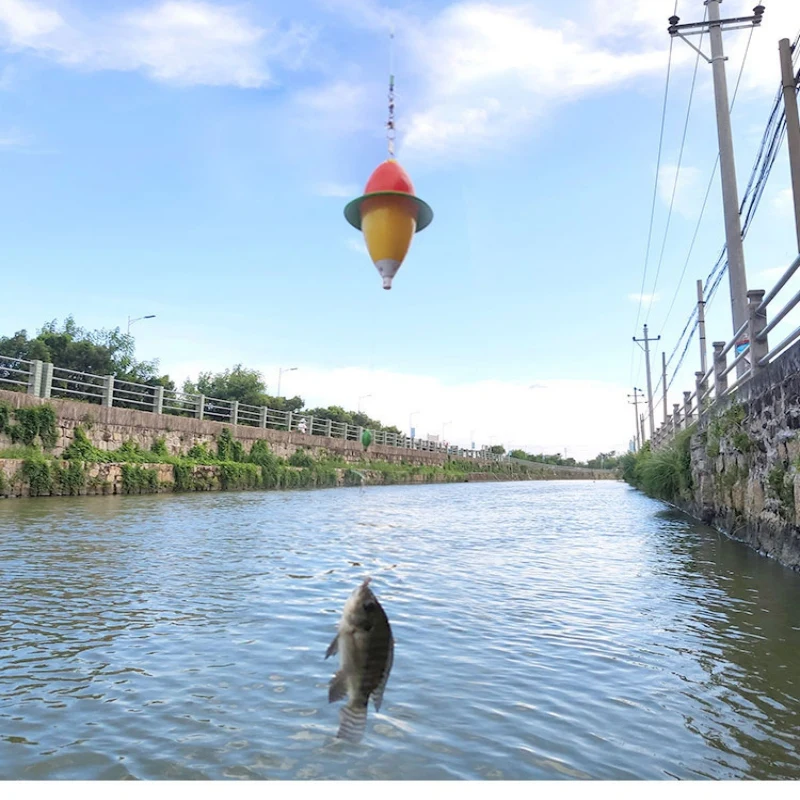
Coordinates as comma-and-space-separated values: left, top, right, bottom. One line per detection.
363, 601, 376, 612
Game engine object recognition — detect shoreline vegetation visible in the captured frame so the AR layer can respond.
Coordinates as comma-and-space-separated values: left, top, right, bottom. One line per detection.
0, 422, 608, 499
0, 401, 614, 499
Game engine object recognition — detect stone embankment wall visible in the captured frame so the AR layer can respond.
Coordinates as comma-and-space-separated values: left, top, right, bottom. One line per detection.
0, 389, 444, 466
0, 389, 613, 481
676, 340, 800, 570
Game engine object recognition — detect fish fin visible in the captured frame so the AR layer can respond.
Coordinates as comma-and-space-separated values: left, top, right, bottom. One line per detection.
337, 703, 368, 743
328, 671, 347, 704
325, 634, 339, 659
371, 633, 394, 712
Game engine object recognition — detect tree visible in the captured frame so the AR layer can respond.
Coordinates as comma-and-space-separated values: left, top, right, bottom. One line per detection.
489, 445, 506, 455
182, 365, 305, 425
0, 317, 173, 395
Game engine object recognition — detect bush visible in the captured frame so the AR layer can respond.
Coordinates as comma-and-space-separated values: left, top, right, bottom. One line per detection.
218, 462, 261, 490
7, 405, 58, 449
217, 429, 245, 462
121, 464, 159, 494
21, 457, 53, 496
62, 426, 104, 461
53, 461, 86, 495
625, 427, 694, 503
289, 448, 315, 468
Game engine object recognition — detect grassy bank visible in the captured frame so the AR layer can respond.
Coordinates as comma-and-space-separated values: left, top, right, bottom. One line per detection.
620, 425, 695, 504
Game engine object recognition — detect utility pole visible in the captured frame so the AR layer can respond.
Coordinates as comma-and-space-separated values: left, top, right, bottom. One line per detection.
628, 388, 645, 450
633, 324, 660, 439
669, 3, 764, 374
697, 279, 708, 376
640, 414, 646, 450
661, 352, 668, 426
779, 37, 800, 252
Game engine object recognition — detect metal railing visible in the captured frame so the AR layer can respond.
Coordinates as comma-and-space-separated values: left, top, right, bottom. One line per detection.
652, 253, 800, 450
0, 356, 509, 461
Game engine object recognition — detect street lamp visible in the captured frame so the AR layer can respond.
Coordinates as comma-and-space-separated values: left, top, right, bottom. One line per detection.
277, 366, 297, 398
358, 394, 372, 413
127, 314, 156, 335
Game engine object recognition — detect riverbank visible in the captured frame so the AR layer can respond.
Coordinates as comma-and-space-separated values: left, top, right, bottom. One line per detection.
0, 392, 616, 499
0, 454, 615, 499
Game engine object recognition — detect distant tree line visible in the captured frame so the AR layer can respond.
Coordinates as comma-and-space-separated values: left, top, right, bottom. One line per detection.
507, 448, 623, 470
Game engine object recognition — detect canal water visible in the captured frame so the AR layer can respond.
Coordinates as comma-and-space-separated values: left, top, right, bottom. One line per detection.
1, 480, 799, 780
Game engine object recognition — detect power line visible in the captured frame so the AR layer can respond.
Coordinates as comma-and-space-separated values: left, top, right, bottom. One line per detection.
645, 6, 707, 326
652, 24, 760, 401
667, 70, 795, 394
630, 32, 676, 385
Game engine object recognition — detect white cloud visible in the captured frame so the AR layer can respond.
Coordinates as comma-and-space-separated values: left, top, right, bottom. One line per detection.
346, 237, 368, 255
629, 293, 658, 306
399, 1, 667, 159
0, 126, 27, 148
773, 187, 794, 215
0, 0, 63, 42
292, 79, 372, 132
657, 163, 703, 219
161, 359, 633, 458
757, 265, 788, 282
0, 1, 312, 87
315, 181, 360, 198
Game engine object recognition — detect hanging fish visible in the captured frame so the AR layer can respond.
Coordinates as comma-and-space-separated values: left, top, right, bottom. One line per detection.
325, 577, 394, 743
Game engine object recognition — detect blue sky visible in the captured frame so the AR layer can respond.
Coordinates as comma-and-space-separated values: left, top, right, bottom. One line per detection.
1, 0, 799, 458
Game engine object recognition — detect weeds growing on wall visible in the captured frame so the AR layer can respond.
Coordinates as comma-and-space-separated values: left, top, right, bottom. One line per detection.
121, 464, 159, 494
1, 404, 58, 449
706, 403, 752, 459
767, 464, 795, 520
4, 418, 547, 499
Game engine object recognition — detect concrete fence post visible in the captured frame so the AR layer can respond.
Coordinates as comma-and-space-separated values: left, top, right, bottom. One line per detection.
102, 375, 114, 408
41, 362, 53, 399
325, 419, 332, 437
747, 289, 768, 375
27, 360, 43, 397
357, 426, 364, 444
197, 394, 205, 420
695, 371, 707, 422
287, 412, 293, 432
307, 415, 314, 436
154, 385, 164, 415
230, 401, 239, 426
673, 403, 681, 432
713, 341, 728, 397
259, 407, 268, 428
684, 391, 693, 426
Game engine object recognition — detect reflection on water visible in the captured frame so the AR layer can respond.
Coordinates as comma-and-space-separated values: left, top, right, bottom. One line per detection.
1, 482, 799, 780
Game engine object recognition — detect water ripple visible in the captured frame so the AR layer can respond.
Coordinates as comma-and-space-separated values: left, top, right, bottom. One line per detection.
1, 482, 800, 779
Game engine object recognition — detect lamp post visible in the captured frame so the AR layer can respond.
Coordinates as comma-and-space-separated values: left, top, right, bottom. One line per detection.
127, 314, 156, 335
277, 367, 297, 398
442, 420, 452, 452
409, 410, 420, 446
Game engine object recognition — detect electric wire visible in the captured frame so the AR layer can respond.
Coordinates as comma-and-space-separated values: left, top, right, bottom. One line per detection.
650, 24, 760, 403
645, 7, 707, 327
630, 32, 676, 385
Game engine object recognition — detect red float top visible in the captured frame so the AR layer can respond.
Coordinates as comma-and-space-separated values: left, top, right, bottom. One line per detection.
364, 159, 415, 195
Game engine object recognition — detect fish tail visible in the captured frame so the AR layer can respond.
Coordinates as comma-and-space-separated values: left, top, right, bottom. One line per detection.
337, 702, 368, 743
